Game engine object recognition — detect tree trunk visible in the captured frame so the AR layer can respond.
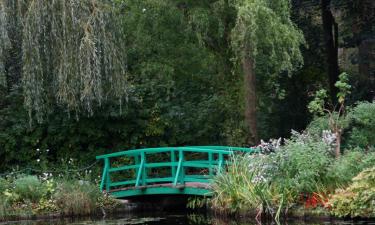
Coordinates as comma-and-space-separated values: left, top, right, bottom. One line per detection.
321, 0, 340, 102
358, 39, 375, 100
242, 49, 258, 145
335, 129, 341, 158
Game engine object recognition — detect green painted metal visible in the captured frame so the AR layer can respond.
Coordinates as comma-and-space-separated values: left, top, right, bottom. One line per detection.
111, 187, 212, 198
96, 146, 257, 198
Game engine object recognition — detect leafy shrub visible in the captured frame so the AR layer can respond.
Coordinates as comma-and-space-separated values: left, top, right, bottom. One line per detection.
13, 175, 45, 203
269, 131, 332, 194
329, 167, 375, 218
211, 131, 334, 219
0, 178, 9, 194
346, 101, 375, 150
327, 151, 375, 187
306, 116, 330, 137
54, 180, 102, 215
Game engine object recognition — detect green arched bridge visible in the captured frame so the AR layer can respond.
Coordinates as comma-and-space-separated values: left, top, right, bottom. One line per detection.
96, 146, 257, 198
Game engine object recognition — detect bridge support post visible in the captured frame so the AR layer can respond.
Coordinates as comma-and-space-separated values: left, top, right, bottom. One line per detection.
134, 154, 139, 182
104, 158, 110, 192
171, 150, 176, 178
173, 150, 184, 186
208, 152, 213, 176
141, 152, 147, 186
218, 153, 224, 174
136, 153, 145, 187
179, 150, 185, 185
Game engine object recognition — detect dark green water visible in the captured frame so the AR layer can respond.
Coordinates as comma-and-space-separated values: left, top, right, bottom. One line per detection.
1, 212, 374, 225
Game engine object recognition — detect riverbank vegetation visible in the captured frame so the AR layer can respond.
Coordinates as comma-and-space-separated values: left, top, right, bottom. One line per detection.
210, 97, 375, 219
0, 174, 118, 221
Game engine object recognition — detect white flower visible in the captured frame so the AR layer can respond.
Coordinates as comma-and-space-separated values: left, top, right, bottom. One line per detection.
36, 159, 40, 163
142, 8, 146, 12
46, 149, 50, 152
36, 148, 40, 152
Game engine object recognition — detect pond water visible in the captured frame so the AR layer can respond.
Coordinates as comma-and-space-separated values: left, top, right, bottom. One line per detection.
1, 212, 375, 225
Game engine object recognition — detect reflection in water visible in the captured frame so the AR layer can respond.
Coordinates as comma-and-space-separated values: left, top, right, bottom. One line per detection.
1, 213, 375, 225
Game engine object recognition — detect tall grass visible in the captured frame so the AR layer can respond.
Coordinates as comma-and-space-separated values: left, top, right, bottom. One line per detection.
54, 180, 102, 216
0, 199, 8, 220
212, 155, 270, 216
211, 154, 300, 221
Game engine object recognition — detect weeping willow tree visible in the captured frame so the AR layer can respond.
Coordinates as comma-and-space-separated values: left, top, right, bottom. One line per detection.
0, 1, 10, 88
231, 0, 305, 143
0, 0, 129, 122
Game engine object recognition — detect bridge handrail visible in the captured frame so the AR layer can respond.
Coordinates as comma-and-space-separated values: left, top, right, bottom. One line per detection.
96, 146, 257, 160
96, 146, 258, 193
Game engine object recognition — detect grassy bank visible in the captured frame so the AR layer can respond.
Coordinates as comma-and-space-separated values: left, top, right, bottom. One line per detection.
0, 175, 119, 222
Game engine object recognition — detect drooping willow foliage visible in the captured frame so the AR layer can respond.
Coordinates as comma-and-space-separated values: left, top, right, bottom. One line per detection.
0, 1, 10, 87
1, 0, 129, 122
231, 0, 305, 76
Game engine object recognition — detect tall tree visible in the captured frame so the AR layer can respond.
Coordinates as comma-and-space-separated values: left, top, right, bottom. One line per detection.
231, 0, 305, 144
321, 0, 340, 101
185, 0, 305, 144
0, 0, 129, 122
335, 0, 375, 100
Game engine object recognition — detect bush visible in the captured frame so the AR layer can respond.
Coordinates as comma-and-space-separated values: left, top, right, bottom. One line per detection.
329, 167, 375, 218
13, 175, 45, 203
346, 101, 375, 150
306, 116, 330, 137
54, 180, 102, 215
211, 131, 334, 219
269, 131, 332, 194
327, 150, 375, 187
0, 178, 9, 194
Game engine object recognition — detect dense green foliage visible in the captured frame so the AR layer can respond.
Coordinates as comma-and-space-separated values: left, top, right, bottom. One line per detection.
329, 167, 375, 218
0, 0, 374, 220
211, 101, 375, 219
0, 0, 372, 171
346, 102, 375, 150
211, 131, 333, 219
0, 174, 118, 220
13, 175, 44, 203
327, 151, 375, 187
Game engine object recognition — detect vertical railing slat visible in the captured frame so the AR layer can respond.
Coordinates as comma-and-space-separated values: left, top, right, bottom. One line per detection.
104, 157, 110, 192
142, 152, 147, 186
180, 150, 185, 185
218, 153, 224, 175
134, 154, 139, 187
208, 152, 213, 178
173, 150, 184, 186
171, 150, 176, 178
100, 159, 108, 192
135, 153, 145, 187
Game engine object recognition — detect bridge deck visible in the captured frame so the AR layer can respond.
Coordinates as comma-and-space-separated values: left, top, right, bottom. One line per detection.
110, 182, 211, 192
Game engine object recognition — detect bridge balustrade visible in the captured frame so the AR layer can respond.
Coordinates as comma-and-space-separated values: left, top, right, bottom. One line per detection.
96, 146, 256, 197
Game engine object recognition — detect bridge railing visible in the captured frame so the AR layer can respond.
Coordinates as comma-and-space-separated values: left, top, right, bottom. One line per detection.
96, 146, 257, 193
